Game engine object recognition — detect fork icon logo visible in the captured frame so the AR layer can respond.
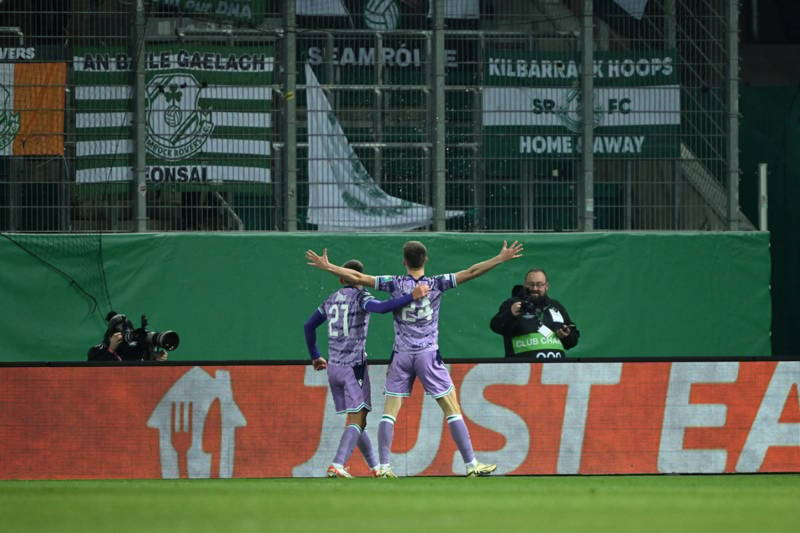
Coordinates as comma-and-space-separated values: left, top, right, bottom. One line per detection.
147, 367, 247, 478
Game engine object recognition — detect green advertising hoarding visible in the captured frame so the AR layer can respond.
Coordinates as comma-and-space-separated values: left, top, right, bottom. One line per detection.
483, 49, 680, 159
0, 232, 771, 362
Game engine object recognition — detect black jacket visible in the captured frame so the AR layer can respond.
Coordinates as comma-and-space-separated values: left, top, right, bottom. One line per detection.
87, 342, 151, 362
489, 285, 579, 359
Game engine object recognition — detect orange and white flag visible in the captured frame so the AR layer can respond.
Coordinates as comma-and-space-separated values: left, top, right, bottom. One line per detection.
0, 62, 66, 156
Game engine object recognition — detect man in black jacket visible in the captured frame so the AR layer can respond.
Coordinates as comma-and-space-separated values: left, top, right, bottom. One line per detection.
490, 268, 579, 359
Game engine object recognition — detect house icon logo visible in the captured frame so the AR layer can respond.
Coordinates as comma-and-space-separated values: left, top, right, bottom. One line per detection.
148, 367, 247, 478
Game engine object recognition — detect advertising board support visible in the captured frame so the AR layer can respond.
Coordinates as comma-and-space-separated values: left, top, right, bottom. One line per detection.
133, 0, 147, 232
432, 0, 446, 231
727, 0, 740, 230
283, 0, 298, 231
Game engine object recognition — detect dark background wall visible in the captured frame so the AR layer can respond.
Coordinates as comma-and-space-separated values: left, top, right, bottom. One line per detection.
740, 0, 800, 356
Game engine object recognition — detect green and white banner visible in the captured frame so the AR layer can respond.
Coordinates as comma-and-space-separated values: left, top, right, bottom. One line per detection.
73, 45, 273, 184
151, 0, 265, 25
483, 50, 679, 158
296, 0, 479, 24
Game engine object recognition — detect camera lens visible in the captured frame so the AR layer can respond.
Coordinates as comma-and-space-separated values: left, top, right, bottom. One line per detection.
160, 331, 179, 351
149, 330, 180, 351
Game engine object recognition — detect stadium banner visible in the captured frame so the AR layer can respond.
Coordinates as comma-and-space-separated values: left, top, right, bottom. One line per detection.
305, 64, 463, 230
482, 50, 680, 159
151, 0, 266, 25
427, 0, 479, 19
0, 62, 66, 156
305, 38, 459, 71
297, 0, 349, 16
73, 44, 273, 184
0, 361, 797, 479
297, 0, 479, 26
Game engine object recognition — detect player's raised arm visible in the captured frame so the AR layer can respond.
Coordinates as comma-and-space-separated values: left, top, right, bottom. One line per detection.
305, 248, 377, 287
454, 240, 523, 285
363, 283, 430, 314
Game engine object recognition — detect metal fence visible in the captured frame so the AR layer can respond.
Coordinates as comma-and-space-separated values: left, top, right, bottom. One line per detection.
0, 0, 750, 233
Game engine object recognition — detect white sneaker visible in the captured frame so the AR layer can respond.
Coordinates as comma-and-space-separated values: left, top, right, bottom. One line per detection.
326, 464, 353, 478
375, 466, 398, 479
466, 462, 497, 477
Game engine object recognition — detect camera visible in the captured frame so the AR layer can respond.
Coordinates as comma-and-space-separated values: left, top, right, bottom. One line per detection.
510, 285, 540, 317
516, 286, 542, 316
518, 298, 539, 316
106, 311, 180, 354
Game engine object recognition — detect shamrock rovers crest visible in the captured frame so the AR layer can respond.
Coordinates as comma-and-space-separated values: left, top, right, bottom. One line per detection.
145, 73, 213, 161
0, 83, 21, 152
554, 87, 604, 133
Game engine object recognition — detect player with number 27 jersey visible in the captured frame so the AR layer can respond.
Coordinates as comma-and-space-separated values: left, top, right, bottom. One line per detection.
374, 274, 456, 355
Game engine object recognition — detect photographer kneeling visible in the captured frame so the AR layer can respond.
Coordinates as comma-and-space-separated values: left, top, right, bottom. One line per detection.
88, 311, 178, 362
490, 268, 579, 359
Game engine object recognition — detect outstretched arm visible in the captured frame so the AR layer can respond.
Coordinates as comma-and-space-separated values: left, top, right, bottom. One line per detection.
305, 248, 376, 287
364, 283, 430, 314
454, 240, 524, 285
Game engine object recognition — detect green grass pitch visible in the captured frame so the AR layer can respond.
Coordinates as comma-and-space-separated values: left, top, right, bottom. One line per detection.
1, 475, 798, 533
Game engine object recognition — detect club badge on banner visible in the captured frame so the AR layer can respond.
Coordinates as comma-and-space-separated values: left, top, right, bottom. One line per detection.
0, 361, 798, 479
73, 45, 273, 184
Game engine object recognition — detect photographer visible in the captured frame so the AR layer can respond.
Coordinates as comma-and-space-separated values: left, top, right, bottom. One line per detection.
87, 312, 174, 362
490, 268, 579, 359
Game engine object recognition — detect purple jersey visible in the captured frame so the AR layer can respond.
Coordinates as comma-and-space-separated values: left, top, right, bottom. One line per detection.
318, 286, 376, 366
374, 273, 457, 354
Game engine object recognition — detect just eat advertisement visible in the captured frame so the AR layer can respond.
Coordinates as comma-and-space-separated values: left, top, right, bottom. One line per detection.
0, 361, 797, 479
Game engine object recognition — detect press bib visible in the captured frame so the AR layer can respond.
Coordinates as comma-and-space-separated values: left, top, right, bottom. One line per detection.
511, 327, 564, 355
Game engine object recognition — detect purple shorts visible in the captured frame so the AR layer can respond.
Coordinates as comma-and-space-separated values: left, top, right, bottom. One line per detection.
384, 349, 454, 398
327, 362, 372, 414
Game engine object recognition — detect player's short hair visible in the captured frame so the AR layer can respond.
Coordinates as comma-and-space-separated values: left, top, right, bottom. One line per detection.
403, 241, 427, 269
525, 268, 548, 281
342, 259, 364, 273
